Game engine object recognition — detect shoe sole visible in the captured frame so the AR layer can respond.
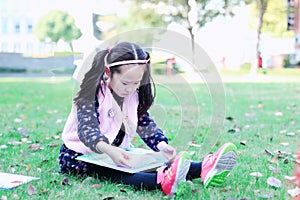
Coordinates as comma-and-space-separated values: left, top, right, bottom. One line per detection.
170, 152, 191, 195
203, 143, 237, 188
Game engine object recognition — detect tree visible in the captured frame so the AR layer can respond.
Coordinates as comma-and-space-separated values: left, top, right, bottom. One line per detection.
259, 0, 293, 38
34, 10, 82, 52
101, 4, 168, 43
248, 0, 293, 74
122, 0, 242, 67
249, 0, 269, 74
115, 5, 168, 32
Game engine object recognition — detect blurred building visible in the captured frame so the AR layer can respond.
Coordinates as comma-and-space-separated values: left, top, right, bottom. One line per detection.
0, 0, 124, 56
287, 0, 300, 65
0, 0, 49, 55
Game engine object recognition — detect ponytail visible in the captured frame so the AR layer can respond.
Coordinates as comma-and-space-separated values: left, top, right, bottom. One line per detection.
73, 50, 107, 105
138, 52, 155, 116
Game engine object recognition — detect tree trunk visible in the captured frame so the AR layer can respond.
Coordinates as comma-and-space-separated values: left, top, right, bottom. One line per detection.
188, 27, 196, 67
68, 42, 74, 52
251, 0, 268, 75
186, 0, 196, 69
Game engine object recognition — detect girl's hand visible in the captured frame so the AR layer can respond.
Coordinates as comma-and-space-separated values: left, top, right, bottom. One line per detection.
96, 142, 131, 167
157, 141, 176, 163
106, 147, 132, 167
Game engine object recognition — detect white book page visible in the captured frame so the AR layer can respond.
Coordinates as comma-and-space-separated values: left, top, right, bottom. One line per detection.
76, 148, 167, 173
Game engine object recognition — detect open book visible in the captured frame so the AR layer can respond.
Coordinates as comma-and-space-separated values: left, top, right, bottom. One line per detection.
76, 148, 168, 173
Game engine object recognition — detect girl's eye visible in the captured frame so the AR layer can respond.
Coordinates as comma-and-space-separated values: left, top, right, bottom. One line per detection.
122, 82, 128, 85
134, 82, 140, 85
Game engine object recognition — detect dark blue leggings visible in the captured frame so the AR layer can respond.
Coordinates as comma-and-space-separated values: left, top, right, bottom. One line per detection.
58, 144, 202, 190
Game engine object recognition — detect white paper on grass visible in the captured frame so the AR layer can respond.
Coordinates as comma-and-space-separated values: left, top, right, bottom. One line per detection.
0, 172, 39, 190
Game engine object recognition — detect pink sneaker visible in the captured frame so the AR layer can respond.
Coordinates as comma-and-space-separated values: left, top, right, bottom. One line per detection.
157, 151, 191, 195
201, 143, 237, 188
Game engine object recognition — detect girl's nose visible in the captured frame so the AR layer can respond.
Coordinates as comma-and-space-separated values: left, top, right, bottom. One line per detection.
125, 86, 134, 93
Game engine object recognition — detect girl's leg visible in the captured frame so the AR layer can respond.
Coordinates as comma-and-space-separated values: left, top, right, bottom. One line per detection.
186, 162, 202, 180
59, 144, 202, 191
58, 144, 160, 190
90, 165, 159, 190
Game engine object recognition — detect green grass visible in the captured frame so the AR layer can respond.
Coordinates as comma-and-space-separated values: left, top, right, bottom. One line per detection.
0, 76, 299, 199
221, 65, 300, 77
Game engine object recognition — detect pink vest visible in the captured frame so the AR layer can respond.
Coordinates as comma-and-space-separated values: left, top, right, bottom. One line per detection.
62, 85, 139, 154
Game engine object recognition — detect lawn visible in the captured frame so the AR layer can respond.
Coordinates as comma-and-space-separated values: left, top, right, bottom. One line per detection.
0, 74, 299, 199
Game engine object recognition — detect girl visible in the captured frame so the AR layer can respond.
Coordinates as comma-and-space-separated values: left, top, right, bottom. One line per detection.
58, 42, 238, 196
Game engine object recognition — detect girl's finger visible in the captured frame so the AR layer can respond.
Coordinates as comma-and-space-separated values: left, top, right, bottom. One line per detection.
121, 152, 130, 160
120, 159, 132, 168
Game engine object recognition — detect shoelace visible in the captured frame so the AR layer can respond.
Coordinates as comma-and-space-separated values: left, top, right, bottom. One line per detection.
156, 162, 172, 184
207, 153, 214, 165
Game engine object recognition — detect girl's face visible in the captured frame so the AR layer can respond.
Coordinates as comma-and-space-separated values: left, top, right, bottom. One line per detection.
108, 64, 146, 98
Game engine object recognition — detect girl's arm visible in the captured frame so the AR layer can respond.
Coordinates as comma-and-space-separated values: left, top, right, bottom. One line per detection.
76, 101, 109, 154
136, 112, 169, 152
77, 101, 132, 166
137, 112, 176, 162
